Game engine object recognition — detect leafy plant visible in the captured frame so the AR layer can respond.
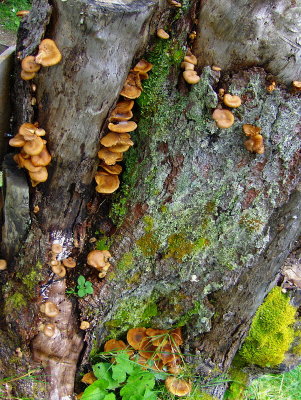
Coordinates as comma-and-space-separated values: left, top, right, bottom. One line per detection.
82, 352, 160, 400
67, 275, 93, 298
0, 0, 32, 32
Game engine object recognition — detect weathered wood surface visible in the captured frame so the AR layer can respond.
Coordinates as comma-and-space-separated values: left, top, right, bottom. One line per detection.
196, 0, 301, 84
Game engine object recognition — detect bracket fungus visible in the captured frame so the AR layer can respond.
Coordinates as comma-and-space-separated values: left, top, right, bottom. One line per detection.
212, 109, 235, 128
35, 39, 62, 67
87, 250, 111, 277
243, 124, 264, 154
95, 172, 120, 194
157, 28, 170, 39
181, 52, 200, 84
98, 148, 123, 165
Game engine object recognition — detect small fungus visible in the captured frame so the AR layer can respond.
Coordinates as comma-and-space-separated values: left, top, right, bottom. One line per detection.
98, 148, 123, 165
108, 121, 137, 133
267, 81, 276, 92
212, 65, 222, 71
40, 301, 59, 318
0, 260, 7, 270
157, 28, 170, 39
108, 144, 131, 153
29, 167, 48, 185
20, 70, 36, 80
100, 132, 133, 147
138, 339, 157, 360
223, 93, 241, 108
21, 56, 41, 73
42, 323, 57, 338
51, 243, 63, 254
16, 10, 30, 17
95, 171, 120, 194
18, 123, 37, 140
100, 163, 122, 175
120, 72, 142, 99
81, 372, 97, 385
80, 321, 90, 330
181, 61, 194, 71
112, 100, 134, 113
183, 70, 200, 84
51, 263, 66, 278
35, 39, 62, 67
292, 81, 301, 91
127, 327, 148, 350
87, 250, 111, 272
62, 257, 77, 269
9, 134, 26, 147
165, 377, 191, 396
22, 136, 44, 156
184, 54, 197, 65
242, 124, 261, 137
212, 109, 234, 128
189, 31, 197, 40
31, 146, 52, 167
33, 205, 40, 213
109, 110, 133, 122
243, 124, 264, 154
169, 0, 182, 7
104, 339, 127, 352
133, 59, 153, 74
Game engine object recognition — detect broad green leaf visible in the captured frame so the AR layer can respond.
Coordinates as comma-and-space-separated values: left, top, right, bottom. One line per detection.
85, 286, 94, 294
120, 371, 155, 400
143, 388, 157, 400
85, 281, 93, 288
111, 363, 127, 384
112, 352, 134, 382
103, 393, 116, 400
77, 288, 86, 297
78, 275, 86, 285
93, 363, 119, 390
81, 380, 108, 400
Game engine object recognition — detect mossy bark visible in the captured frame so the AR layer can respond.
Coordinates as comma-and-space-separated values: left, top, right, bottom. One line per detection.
0, 0, 300, 399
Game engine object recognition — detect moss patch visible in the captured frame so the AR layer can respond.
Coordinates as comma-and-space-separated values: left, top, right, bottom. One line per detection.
224, 368, 248, 400
4, 292, 27, 313
16, 261, 43, 296
164, 233, 194, 261
137, 232, 160, 257
116, 252, 135, 272
240, 287, 296, 367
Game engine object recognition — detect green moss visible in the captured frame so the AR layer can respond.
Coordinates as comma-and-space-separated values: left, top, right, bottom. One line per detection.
96, 236, 111, 251
143, 216, 154, 232
5, 292, 27, 312
177, 301, 201, 327
240, 287, 296, 367
164, 233, 194, 261
193, 237, 210, 251
224, 368, 248, 400
16, 261, 43, 295
137, 232, 160, 257
116, 252, 134, 272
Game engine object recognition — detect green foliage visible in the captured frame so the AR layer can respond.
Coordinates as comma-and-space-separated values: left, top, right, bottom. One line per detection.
224, 368, 248, 400
240, 287, 296, 367
67, 275, 93, 298
82, 352, 158, 400
0, 0, 31, 31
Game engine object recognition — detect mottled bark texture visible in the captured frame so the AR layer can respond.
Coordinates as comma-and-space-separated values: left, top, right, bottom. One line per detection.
0, 0, 300, 399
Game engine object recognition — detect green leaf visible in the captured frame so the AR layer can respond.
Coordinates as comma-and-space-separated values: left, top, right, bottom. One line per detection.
78, 275, 86, 285
85, 281, 93, 288
93, 363, 119, 390
81, 380, 108, 400
77, 288, 86, 297
143, 388, 157, 400
120, 371, 155, 400
85, 286, 94, 295
103, 393, 116, 400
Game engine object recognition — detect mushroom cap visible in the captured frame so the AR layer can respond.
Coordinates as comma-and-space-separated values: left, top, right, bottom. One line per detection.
167, 359, 182, 374
51, 243, 63, 254
9, 134, 26, 148
157, 343, 181, 364
223, 93, 242, 108
108, 121, 137, 133
23, 136, 44, 156
43, 323, 57, 337
157, 28, 170, 39
98, 148, 123, 165
242, 124, 261, 136
16, 10, 30, 17
212, 65, 222, 71
81, 372, 97, 385
62, 257, 77, 268
31, 146, 52, 167
212, 109, 235, 128
35, 39, 62, 67
29, 166, 48, 183
112, 100, 135, 113
87, 250, 111, 271
292, 81, 301, 90
21, 157, 43, 173
107, 144, 131, 153
95, 172, 120, 194
100, 132, 132, 147
0, 259, 7, 270
138, 338, 158, 360
21, 56, 41, 73
109, 109, 133, 122
40, 301, 59, 318
80, 321, 90, 330
120, 85, 142, 99
19, 123, 37, 141
133, 59, 153, 73
184, 54, 197, 65
21, 70, 36, 80
170, 327, 183, 345
146, 328, 169, 346
51, 262, 66, 276
245, 135, 264, 154
181, 61, 194, 71
100, 163, 122, 175
104, 339, 127, 352
127, 327, 148, 350
183, 70, 200, 84
165, 377, 191, 396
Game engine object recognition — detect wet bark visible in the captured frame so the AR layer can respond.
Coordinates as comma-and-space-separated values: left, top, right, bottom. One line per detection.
0, 0, 300, 399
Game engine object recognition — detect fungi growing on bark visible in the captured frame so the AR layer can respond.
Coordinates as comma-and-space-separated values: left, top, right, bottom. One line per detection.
98, 148, 123, 165
181, 52, 200, 84
183, 70, 200, 84
212, 109, 235, 128
41, 323, 58, 338
40, 301, 59, 318
165, 377, 191, 396
95, 171, 120, 194
100, 163, 122, 175
127, 327, 148, 350
80, 321, 90, 330
51, 243, 63, 254
16, 10, 30, 17
243, 124, 264, 154
35, 39, 62, 67
223, 94, 242, 108
62, 257, 77, 269
0, 260, 7, 270
100, 132, 133, 147
51, 262, 66, 278
87, 250, 111, 277
108, 121, 137, 133
157, 28, 170, 39
104, 339, 128, 352
21, 56, 41, 73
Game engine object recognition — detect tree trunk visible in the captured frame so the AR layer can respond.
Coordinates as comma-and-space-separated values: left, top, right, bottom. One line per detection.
0, 0, 300, 399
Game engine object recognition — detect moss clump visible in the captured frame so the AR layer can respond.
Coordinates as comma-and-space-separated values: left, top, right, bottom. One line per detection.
164, 233, 194, 261
5, 292, 27, 312
143, 215, 154, 232
96, 236, 111, 251
240, 287, 296, 367
116, 252, 134, 272
224, 368, 248, 400
177, 300, 201, 327
188, 388, 218, 400
137, 232, 160, 257
16, 261, 43, 295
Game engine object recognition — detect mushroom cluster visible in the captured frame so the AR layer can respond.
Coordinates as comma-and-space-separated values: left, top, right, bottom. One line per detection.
181, 51, 200, 85
102, 327, 191, 396
9, 123, 52, 186
95, 59, 153, 194
212, 91, 242, 129
243, 124, 264, 154
21, 39, 62, 80
87, 249, 111, 278
50, 243, 77, 278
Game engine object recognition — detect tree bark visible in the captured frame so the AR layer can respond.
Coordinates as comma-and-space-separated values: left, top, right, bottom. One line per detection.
0, 0, 300, 399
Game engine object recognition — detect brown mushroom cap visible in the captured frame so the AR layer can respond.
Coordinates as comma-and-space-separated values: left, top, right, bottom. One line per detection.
98, 148, 123, 165
181, 61, 194, 71
109, 109, 133, 122
157, 343, 181, 364
100, 163, 122, 175
62, 257, 77, 268
51, 243, 63, 254
157, 28, 170, 39
108, 121, 137, 133
242, 124, 261, 136
9, 134, 26, 148
35, 39, 62, 67
107, 144, 131, 153
87, 250, 111, 271
21, 56, 41, 73
31, 146, 52, 167
21, 70, 36, 80
292, 81, 301, 91
212, 109, 235, 128
21, 157, 43, 173
146, 328, 169, 346
40, 301, 59, 318
138, 338, 158, 360
0, 259, 7, 271
104, 339, 127, 352
184, 54, 197, 65
169, 327, 183, 345
133, 59, 153, 73
18, 123, 37, 141
29, 166, 48, 184
80, 321, 90, 330
223, 94, 242, 108
127, 327, 148, 350
23, 136, 44, 156
120, 85, 142, 99
51, 263, 66, 277
100, 132, 132, 147
165, 377, 191, 396
183, 70, 200, 84
245, 134, 264, 154
95, 172, 120, 194
81, 372, 97, 385
112, 100, 135, 113
16, 10, 30, 17
43, 323, 57, 337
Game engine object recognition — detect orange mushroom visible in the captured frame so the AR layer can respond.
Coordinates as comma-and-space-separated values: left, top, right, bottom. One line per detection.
212, 109, 234, 128
21, 56, 41, 73
98, 148, 123, 165
223, 94, 241, 108
165, 377, 191, 396
108, 121, 137, 133
95, 172, 120, 194
127, 327, 148, 350
35, 39, 62, 67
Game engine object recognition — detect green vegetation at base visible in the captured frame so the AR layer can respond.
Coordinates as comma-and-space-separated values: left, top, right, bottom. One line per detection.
0, 0, 31, 31
240, 287, 296, 367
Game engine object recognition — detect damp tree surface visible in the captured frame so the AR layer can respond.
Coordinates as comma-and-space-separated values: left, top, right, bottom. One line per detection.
0, 0, 301, 399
